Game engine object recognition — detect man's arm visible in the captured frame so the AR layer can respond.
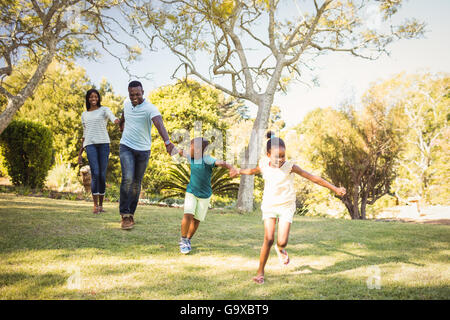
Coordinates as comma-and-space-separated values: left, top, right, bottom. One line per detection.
152, 115, 175, 154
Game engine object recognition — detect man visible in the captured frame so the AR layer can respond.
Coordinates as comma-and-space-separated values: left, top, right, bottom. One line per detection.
118, 80, 174, 230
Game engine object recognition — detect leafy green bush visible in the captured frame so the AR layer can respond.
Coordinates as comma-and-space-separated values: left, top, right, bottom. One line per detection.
0, 120, 53, 188
0, 146, 7, 177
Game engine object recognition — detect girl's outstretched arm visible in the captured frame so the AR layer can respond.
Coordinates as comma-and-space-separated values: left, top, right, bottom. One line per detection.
291, 165, 346, 196
238, 167, 262, 175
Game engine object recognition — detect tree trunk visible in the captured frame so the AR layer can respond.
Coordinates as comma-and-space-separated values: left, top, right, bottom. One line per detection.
360, 196, 367, 220
0, 49, 55, 134
343, 198, 360, 220
236, 96, 272, 212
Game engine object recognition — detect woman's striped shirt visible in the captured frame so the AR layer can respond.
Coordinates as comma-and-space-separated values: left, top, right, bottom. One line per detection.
81, 106, 118, 147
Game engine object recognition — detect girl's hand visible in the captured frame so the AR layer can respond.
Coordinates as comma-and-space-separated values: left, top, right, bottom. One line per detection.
335, 187, 346, 196
114, 119, 120, 125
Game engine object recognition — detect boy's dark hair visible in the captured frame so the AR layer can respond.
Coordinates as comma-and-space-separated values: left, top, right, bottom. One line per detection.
266, 130, 285, 154
128, 80, 143, 89
191, 137, 210, 156
85, 88, 101, 111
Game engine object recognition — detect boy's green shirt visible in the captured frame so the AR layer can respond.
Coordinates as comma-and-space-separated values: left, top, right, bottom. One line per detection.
186, 155, 216, 199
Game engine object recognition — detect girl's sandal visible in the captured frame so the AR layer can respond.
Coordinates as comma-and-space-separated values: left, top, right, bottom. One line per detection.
275, 244, 290, 266
93, 206, 99, 214
98, 206, 105, 213
252, 275, 265, 284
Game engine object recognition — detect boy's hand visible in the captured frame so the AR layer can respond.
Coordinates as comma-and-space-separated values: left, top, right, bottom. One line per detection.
335, 187, 346, 196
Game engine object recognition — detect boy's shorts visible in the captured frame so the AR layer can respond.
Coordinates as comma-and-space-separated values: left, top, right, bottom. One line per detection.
261, 202, 296, 224
184, 192, 211, 222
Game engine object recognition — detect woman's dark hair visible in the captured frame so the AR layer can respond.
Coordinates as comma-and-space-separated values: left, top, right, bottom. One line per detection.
266, 130, 285, 154
85, 89, 101, 111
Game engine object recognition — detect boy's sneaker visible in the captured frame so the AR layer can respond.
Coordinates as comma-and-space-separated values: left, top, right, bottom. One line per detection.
179, 238, 191, 254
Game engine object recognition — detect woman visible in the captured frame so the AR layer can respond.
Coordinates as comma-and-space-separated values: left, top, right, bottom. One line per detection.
78, 88, 119, 214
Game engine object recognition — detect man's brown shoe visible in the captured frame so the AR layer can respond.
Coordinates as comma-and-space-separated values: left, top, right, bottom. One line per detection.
121, 215, 134, 230
129, 215, 135, 226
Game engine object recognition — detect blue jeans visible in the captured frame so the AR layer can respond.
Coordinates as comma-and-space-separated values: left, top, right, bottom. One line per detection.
85, 143, 110, 195
119, 144, 150, 215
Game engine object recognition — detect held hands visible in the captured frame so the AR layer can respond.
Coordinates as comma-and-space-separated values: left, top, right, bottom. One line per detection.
166, 142, 178, 156
229, 167, 239, 178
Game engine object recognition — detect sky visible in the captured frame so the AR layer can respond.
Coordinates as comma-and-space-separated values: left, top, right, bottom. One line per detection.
77, 0, 450, 128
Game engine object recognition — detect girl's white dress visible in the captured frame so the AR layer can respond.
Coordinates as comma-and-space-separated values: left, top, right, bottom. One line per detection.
259, 156, 296, 223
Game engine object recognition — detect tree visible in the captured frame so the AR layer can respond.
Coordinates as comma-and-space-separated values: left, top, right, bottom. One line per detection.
299, 103, 402, 219
0, 0, 135, 134
122, 0, 425, 211
366, 73, 450, 204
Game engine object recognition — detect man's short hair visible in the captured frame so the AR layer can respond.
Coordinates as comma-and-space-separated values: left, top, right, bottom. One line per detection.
128, 81, 143, 89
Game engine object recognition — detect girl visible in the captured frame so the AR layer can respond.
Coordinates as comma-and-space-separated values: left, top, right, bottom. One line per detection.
237, 131, 346, 284
175, 137, 238, 254
78, 89, 119, 214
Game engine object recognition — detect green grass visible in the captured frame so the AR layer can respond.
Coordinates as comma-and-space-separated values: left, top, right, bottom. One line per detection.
0, 193, 449, 300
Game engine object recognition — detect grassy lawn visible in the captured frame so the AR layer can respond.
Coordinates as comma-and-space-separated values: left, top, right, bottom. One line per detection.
0, 193, 449, 300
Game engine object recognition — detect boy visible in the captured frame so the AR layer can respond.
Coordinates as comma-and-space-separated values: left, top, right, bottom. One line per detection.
175, 137, 238, 254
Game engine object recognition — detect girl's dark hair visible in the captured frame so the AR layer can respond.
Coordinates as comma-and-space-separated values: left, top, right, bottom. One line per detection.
85, 89, 101, 111
266, 130, 285, 154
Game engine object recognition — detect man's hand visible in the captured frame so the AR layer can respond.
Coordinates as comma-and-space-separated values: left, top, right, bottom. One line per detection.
78, 155, 83, 166
165, 142, 177, 156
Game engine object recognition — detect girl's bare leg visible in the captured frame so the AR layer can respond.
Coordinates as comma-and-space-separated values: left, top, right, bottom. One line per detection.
276, 220, 291, 250
276, 220, 291, 264
256, 218, 277, 277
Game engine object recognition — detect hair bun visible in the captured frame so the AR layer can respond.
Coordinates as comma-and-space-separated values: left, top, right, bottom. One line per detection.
266, 131, 275, 139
